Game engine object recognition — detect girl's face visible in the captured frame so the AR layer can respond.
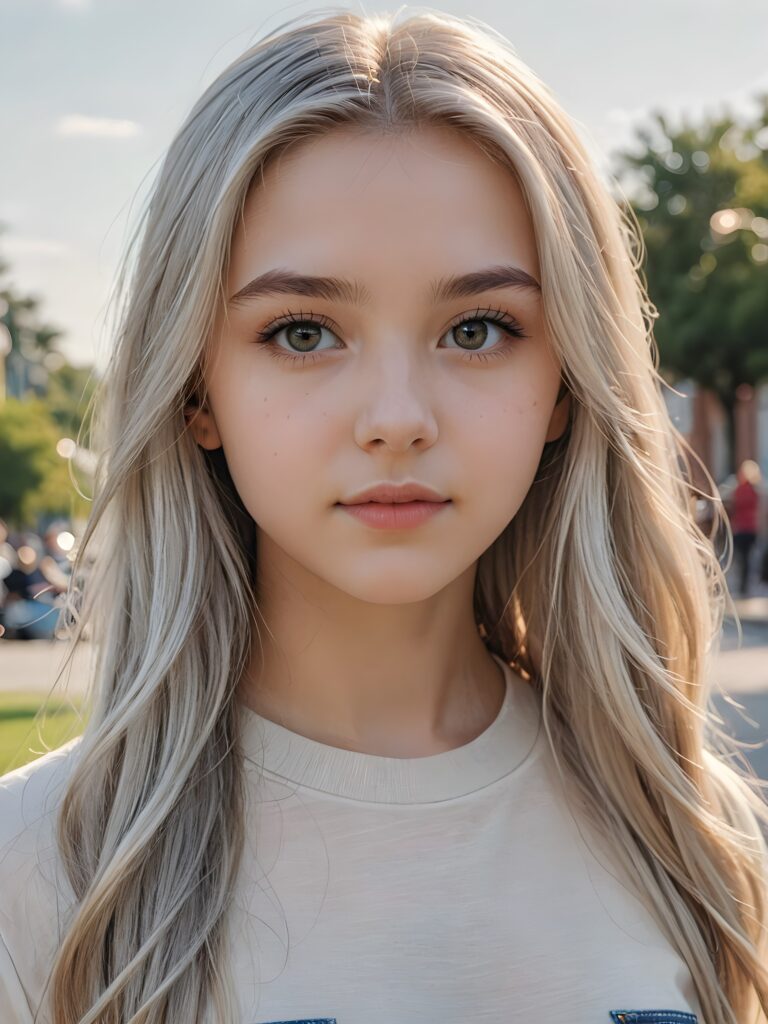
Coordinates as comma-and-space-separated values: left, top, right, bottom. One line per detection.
192, 125, 568, 608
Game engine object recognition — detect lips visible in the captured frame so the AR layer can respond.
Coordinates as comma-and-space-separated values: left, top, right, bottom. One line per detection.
339, 482, 449, 505
337, 498, 451, 529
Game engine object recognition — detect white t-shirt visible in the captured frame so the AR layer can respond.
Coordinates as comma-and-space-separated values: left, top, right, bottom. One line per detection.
0, 652, 702, 1024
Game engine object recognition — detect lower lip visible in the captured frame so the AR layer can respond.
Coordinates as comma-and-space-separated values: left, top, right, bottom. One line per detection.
337, 500, 451, 529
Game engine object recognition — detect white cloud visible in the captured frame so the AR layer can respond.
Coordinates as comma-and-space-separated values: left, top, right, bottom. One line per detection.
607, 69, 768, 139
606, 107, 650, 126
0, 201, 28, 225
55, 115, 142, 138
57, 0, 91, 9
2, 237, 70, 256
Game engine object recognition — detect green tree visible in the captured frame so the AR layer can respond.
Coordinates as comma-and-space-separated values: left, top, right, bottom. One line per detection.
613, 95, 768, 472
45, 361, 99, 449
0, 225, 98, 526
0, 398, 90, 527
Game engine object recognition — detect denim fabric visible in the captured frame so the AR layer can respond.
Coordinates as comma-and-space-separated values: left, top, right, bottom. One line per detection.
258, 1013, 699, 1023
609, 1011, 698, 1023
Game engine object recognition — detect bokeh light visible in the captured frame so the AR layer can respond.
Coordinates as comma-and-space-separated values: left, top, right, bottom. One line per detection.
16, 545, 37, 567
56, 531, 76, 552
56, 437, 77, 459
710, 209, 740, 234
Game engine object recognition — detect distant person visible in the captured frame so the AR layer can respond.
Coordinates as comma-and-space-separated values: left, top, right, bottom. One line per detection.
0, 540, 63, 640
42, 522, 72, 573
728, 459, 762, 597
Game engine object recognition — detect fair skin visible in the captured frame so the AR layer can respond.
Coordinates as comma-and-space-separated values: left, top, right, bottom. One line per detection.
187, 125, 570, 757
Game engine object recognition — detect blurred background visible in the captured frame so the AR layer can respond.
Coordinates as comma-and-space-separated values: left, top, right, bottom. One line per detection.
1, 0, 767, 777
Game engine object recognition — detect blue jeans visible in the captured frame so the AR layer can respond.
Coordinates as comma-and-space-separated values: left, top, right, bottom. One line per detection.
609, 1011, 698, 1023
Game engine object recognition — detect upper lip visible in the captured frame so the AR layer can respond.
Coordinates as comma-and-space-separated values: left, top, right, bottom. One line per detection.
339, 482, 450, 505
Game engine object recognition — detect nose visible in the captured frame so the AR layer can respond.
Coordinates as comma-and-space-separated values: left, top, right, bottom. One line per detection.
352, 353, 439, 452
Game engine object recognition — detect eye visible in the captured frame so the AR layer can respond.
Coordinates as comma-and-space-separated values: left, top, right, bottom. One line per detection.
253, 310, 340, 363
252, 306, 529, 366
441, 308, 528, 362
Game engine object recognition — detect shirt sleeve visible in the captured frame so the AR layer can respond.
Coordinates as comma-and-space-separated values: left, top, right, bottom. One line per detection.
0, 931, 34, 1024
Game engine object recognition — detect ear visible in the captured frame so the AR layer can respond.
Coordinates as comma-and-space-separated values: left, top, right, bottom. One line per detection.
544, 382, 571, 443
184, 399, 223, 450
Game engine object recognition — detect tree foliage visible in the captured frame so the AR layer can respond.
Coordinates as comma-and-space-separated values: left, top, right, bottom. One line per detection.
0, 398, 90, 526
0, 226, 96, 528
613, 95, 768, 466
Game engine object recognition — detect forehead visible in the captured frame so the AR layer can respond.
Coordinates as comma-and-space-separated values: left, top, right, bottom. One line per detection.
228, 126, 540, 294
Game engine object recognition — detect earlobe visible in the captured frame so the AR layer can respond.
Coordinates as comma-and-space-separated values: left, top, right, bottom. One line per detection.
544, 385, 571, 444
184, 402, 223, 450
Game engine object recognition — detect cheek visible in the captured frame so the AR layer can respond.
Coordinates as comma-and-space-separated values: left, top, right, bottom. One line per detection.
454, 390, 552, 504
212, 382, 331, 526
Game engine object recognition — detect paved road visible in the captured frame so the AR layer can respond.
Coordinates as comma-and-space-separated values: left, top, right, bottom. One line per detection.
2, 604, 766, 779
712, 610, 768, 783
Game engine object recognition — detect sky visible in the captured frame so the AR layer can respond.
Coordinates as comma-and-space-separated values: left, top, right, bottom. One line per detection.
1, 0, 767, 371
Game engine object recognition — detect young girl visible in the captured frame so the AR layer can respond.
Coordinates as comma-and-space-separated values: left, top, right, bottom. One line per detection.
1, 7, 766, 1023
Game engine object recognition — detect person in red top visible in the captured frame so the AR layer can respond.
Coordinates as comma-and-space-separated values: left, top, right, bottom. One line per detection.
728, 459, 762, 596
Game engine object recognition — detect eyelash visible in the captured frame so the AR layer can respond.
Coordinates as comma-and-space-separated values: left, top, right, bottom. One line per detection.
252, 306, 528, 366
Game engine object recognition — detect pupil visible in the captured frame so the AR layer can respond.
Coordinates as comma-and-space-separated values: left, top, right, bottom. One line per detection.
458, 320, 486, 349
289, 323, 319, 350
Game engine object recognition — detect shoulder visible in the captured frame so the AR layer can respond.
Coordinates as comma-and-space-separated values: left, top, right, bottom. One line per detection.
0, 737, 83, 893
0, 739, 83, 1015
0, 737, 83, 854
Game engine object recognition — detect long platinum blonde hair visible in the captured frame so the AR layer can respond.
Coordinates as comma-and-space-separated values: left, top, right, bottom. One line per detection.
44, 6, 768, 1022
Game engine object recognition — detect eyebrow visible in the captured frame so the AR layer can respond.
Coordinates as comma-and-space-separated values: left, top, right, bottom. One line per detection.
228, 264, 541, 308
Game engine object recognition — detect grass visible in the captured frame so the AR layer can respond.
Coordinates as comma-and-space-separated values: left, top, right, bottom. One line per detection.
0, 692, 88, 776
